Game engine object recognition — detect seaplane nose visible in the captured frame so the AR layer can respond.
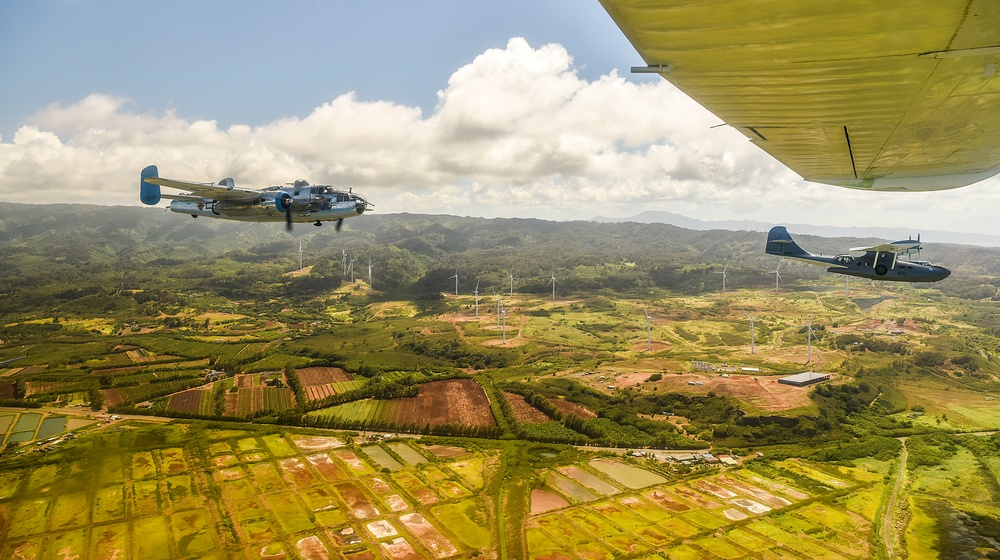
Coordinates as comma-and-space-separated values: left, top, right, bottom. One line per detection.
934, 266, 951, 280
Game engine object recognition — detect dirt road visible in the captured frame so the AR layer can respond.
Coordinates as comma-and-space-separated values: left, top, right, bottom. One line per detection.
882, 437, 908, 559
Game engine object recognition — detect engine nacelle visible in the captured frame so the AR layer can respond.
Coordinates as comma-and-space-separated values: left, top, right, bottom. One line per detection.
266, 191, 293, 213
354, 195, 370, 214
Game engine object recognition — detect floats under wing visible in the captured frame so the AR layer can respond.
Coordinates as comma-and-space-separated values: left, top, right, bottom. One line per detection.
144, 177, 260, 202
599, 0, 1000, 191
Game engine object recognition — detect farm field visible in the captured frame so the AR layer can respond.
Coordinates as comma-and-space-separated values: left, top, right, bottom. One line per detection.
307, 379, 498, 430
0, 421, 502, 559
0, 409, 96, 446
297, 366, 366, 401
528, 457, 878, 560
0, 417, 915, 560
6, 210, 1000, 559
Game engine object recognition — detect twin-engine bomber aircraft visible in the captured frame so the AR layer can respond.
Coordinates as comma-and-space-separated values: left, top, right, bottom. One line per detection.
140, 165, 371, 232
765, 226, 950, 283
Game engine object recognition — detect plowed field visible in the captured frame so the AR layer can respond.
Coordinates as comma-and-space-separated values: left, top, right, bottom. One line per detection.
387, 379, 496, 427
297, 367, 353, 385
503, 392, 549, 423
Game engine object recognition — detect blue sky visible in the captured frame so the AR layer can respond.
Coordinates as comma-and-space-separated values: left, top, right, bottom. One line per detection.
2, 1, 999, 237
0, 1, 649, 136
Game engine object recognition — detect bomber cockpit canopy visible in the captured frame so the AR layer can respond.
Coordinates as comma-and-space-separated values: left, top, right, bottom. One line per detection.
833, 254, 854, 264
310, 186, 357, 201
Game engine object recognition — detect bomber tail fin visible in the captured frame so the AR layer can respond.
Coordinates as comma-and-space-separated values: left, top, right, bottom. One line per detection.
140, 165, 160, 205
765, 226, 810, 258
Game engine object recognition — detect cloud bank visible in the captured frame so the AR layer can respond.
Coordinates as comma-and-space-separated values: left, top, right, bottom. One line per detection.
1, 37, 998, 232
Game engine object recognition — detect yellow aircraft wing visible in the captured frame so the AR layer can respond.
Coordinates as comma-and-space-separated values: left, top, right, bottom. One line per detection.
599, 0, 1000, 191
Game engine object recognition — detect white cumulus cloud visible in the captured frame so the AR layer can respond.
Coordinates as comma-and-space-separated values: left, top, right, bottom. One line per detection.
1, 37, 998, 233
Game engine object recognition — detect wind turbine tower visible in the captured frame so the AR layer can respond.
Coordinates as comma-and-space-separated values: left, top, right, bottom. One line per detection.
643, 307, 653, 351
769, 260, 783, 294
508, 268, 514, 296
341, 250, 347, 275
347, 255, 354, 283
805, 315, 814, 363
501, 304, 508, 345
716, 263, 729, 293
492, 290, 501, 326
474, 280, 480, 318
298, 240, 304, 271
742, 309, 758, 354
449, 270, 459, 296
548, 271, 558, 301
367, 254, 374, 291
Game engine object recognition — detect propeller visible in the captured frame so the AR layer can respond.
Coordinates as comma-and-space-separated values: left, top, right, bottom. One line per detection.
273, 191, 294, 232
335, 218, 344, 232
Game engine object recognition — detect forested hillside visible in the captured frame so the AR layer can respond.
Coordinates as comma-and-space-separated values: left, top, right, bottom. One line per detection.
2, 203, 999, 314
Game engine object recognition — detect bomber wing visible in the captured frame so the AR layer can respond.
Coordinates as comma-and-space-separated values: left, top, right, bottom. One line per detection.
599, 0, 1000, 191
144, 177, 260, 202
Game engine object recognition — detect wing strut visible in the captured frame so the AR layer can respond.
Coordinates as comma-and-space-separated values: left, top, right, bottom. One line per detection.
844, 126, 858, 180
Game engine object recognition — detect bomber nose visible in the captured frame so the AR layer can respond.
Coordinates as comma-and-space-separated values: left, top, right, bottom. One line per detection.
935, 266, 951, 280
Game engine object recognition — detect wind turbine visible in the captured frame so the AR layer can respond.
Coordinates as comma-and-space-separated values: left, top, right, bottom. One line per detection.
449, 270, 459, 296
548, 271, 558, 301
347, 255, 355, 283
715, 262, 729, 293
367, 254, 374, 291
769, 260, 783, 294
742, 309, 758, 354
492, 289, 502, 326
643, 307, 653, 351
298, 239, 304, 271
501, 304, 508, 345
805, 315, 814, 363
474, 280, 480, 318
341, 249, 347, 276
507, 268, 515, 296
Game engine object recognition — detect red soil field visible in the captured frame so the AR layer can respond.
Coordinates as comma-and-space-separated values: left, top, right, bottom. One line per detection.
297, 367, 354, 385
100, 389, 124, 407
234, 374, 256, 389
23, 381, 74, 397
304, 385, 340, 401
0, 383, 16, 399
224, 393, 238, 416
167, 389, 204, 414
548, 398, 596, 418
298, 367, 356, 401
503, 392, 549, 424
386, 379, 496, 427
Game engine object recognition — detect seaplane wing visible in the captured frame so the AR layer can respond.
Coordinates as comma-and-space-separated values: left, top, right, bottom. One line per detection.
143, 176, 260, 202
599, 0, 1000, 191
849, 241, 919, 254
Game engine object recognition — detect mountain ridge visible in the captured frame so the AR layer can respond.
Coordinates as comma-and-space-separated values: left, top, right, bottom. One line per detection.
593, 210, 1000, 247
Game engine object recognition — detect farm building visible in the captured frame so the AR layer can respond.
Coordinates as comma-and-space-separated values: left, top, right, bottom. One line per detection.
778, 372, 830, 387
